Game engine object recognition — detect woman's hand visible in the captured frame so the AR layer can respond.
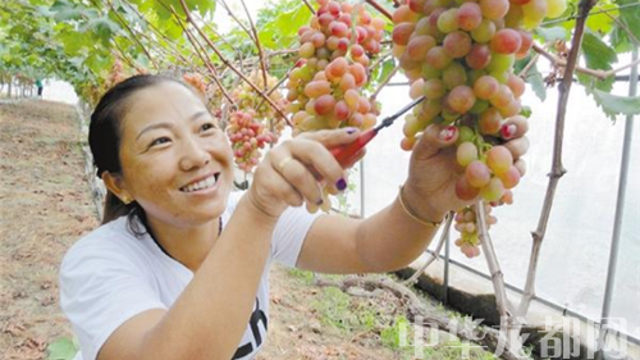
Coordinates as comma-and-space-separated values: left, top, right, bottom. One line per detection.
246, 127, 363, 219
404, 116, 530, 222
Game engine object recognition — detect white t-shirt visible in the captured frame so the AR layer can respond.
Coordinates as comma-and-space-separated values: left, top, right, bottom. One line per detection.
59, 191, 320, 360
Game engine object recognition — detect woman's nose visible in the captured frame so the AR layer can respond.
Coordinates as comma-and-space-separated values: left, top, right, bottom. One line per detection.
179, 137, 210, 171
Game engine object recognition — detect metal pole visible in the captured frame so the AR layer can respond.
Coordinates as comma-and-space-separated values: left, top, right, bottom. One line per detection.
596, 48, 638, 359
359, 158, 365, 218
443, 229, 450, 305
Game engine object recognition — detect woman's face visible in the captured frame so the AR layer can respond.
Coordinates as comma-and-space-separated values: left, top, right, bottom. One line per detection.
115, 81, 234, 228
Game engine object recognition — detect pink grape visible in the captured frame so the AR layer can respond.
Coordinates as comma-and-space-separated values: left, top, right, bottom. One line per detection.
466, 160, 491, 187
442, 62, 467, 89
299, 42, 316, 58
426, 46, 453, 70
474, 75, 500, 99
479, 0, 510, 19
443, 31, 472, 58
437, 8, 460, 33
393, 22, 416, 46
304, 80, 332, 98
334, 100, 350, 121
458, 2, 482, 31
471, 19, 496, 43
424, 79, 446, 99
480, 177, 505, 201
410, 79, 425, 99
457, 141, 479, 166
490, 84, 514, 109
498, 166, 521, 189
407, 35, 437, 60
456, 177, 481, 200
393, 5, 418, 24
486, 145, 513, 174
491, 29, 523, 54
448, 86, 476, 114
465, 44, 492, 70
506, 73, 526, 98
479, 107, 503, 134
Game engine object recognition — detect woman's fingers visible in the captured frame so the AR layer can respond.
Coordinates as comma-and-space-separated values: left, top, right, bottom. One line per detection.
283, 139, 346, 190
270, 152, 324, 207
501, 115, 529, 140
504, 136, 530, 160
412, 125, 458, 160
514, 158, 527, 177
258, 163, 305, 208
299, 127, 361, 148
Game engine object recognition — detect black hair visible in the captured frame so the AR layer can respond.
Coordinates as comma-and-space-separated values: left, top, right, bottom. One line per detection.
89, 74, 184, 235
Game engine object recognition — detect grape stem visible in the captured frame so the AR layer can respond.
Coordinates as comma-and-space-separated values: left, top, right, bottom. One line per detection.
519, 0, 598, 319
363, 0, 392, 20
169, 3, 236, 105
401, 212, 454, 286
176, 0, 293, 127
475, 202, 527, 357
369, 64, 401, 102
517, 53, 540, 79
532, 42, 640, 81
300, 0, 317, 15
239, 0, 270, 90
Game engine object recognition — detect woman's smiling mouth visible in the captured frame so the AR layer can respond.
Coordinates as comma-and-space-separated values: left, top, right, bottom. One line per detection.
180, 173, 220, 193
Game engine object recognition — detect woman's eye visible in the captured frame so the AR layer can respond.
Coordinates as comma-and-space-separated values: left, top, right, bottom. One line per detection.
149, 137, 171, 147
200, 122, 217, 132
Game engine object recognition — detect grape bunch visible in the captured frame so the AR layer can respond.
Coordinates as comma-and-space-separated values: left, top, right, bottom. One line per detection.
226, 70, 288, 173
453, 204, 497, 258
226, 110, 278, 173
392, 0, 564, 257
232, 70, 288, 134
285, 0, 385, 134
183, 72, 208, 96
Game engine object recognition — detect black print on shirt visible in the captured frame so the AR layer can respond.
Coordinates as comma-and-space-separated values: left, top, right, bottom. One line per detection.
232, 298, 268, 359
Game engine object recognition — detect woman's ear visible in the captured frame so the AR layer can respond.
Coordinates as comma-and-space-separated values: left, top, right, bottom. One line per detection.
102, 171, 134, 204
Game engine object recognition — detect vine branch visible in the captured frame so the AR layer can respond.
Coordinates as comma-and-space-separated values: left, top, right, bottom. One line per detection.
239, 0, 269, 89
177, 0, 292, 126
518, 0, 598, 318
532, 42, 640, 81
364, 0, 392, 20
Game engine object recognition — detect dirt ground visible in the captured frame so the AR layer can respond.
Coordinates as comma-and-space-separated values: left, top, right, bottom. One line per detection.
0, 99, 497, 360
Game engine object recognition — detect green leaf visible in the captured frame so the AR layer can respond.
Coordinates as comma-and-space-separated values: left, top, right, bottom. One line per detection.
47, 337, 78, 360
535, 26, 568, 42
524, 62, 546, 102
258, 3, 312, 50
614, 0, 640, 49
579, 30, 617, 92
581, 30, 618, 71
591, 89, 640, 120
50, 0, 84, 21
89, 17, 120, 42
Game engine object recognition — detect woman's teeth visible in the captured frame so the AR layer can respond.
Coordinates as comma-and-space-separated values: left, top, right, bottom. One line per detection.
181, 175, 217, 193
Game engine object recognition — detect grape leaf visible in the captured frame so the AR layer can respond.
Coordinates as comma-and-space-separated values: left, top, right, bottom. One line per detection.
47, 337, 78, 360
581, 30, 618, 71
579, 30, 617, 92
536, 26, 568, 42
524, 62, 546, 102
591, 88, 640, 120
614, 0, 640, 49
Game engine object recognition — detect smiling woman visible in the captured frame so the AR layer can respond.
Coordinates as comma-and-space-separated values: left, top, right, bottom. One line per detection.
59, 74, 528, 360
